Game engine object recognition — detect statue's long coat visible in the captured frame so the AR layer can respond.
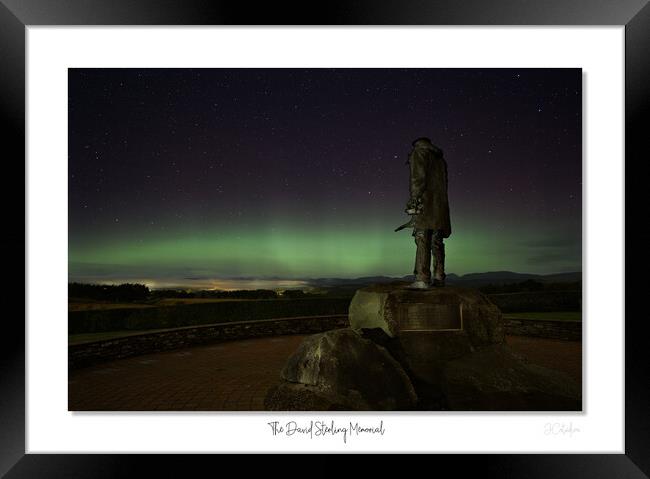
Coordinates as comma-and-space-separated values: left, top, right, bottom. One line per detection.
408, 140, 452, 237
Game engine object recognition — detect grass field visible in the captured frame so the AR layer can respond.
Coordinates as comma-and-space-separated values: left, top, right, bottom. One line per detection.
69, 329, 172, 345
503, 311, 581, 321
68, 302, 156, 312
68, 297, 260, 311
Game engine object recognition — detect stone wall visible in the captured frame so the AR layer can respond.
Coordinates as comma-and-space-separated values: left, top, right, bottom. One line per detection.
69, 315, 348, 370
504, 318, 581, 341
69, 312, 582, 370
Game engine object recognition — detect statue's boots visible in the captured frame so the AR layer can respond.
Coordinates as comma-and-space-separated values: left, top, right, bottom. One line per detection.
413, 229, 432, 287
409, 280, 431, 289
432, 230, 446, 287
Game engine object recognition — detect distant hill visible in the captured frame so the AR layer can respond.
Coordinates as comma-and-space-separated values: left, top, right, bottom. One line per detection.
447, 271, 582, 286
307, 271, 581, 289
305, 276, 399, 288
457, 271, 539, 282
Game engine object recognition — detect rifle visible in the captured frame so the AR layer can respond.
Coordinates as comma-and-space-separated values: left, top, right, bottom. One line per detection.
394, 216, 416, 232
394, 207, 418, 232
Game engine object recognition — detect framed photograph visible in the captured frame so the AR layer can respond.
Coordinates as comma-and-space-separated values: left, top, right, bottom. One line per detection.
4, 0, 645, 473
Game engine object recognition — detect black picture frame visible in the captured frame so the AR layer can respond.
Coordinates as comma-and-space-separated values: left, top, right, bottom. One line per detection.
3, 0, 646, 474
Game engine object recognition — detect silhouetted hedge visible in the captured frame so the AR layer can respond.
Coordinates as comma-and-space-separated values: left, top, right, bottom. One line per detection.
479, 280, 581, 294
487, 290, 581, 312
150, 289, 279, 300
69, 282, 150, 302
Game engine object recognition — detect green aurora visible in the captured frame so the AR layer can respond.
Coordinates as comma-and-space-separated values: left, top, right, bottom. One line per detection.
69, 216, 581, 287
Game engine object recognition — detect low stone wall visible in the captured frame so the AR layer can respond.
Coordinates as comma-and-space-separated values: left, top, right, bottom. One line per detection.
70, 313, 581, 370
505, 318, 581, 341
69, 315, 348, 370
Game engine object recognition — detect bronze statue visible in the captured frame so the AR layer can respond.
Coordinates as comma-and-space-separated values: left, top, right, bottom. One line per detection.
396, 137, 451, 288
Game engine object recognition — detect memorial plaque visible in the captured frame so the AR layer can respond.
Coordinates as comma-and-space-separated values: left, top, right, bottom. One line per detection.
398, 303, 462, 331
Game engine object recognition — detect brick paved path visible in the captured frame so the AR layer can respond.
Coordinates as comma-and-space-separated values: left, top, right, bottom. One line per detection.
69, 334, 581, 411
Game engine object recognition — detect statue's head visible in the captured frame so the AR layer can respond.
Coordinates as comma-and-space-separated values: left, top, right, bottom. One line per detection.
412, 137, 443, 156
412, 137, 433, 147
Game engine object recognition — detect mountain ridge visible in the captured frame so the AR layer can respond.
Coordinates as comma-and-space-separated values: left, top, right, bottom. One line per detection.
305, 271, 581, 288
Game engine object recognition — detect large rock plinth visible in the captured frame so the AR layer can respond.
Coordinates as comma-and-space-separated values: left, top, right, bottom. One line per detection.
349, 282, 504, 345
265, 328, 417, 411
265, 283, 581, 411
349, 283, 505, 385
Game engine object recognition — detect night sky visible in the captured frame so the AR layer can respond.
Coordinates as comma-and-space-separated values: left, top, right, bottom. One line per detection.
69, 68, 581, 289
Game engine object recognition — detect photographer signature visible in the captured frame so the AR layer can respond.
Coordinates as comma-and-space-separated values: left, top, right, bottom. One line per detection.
544, 422, 581, 437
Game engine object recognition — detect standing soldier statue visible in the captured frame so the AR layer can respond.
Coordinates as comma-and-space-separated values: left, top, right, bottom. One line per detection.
395, 137, 451, 288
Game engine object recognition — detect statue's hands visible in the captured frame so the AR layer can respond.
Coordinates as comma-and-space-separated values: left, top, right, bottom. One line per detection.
405, 197, 423, 215
405, 197, 417, 212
